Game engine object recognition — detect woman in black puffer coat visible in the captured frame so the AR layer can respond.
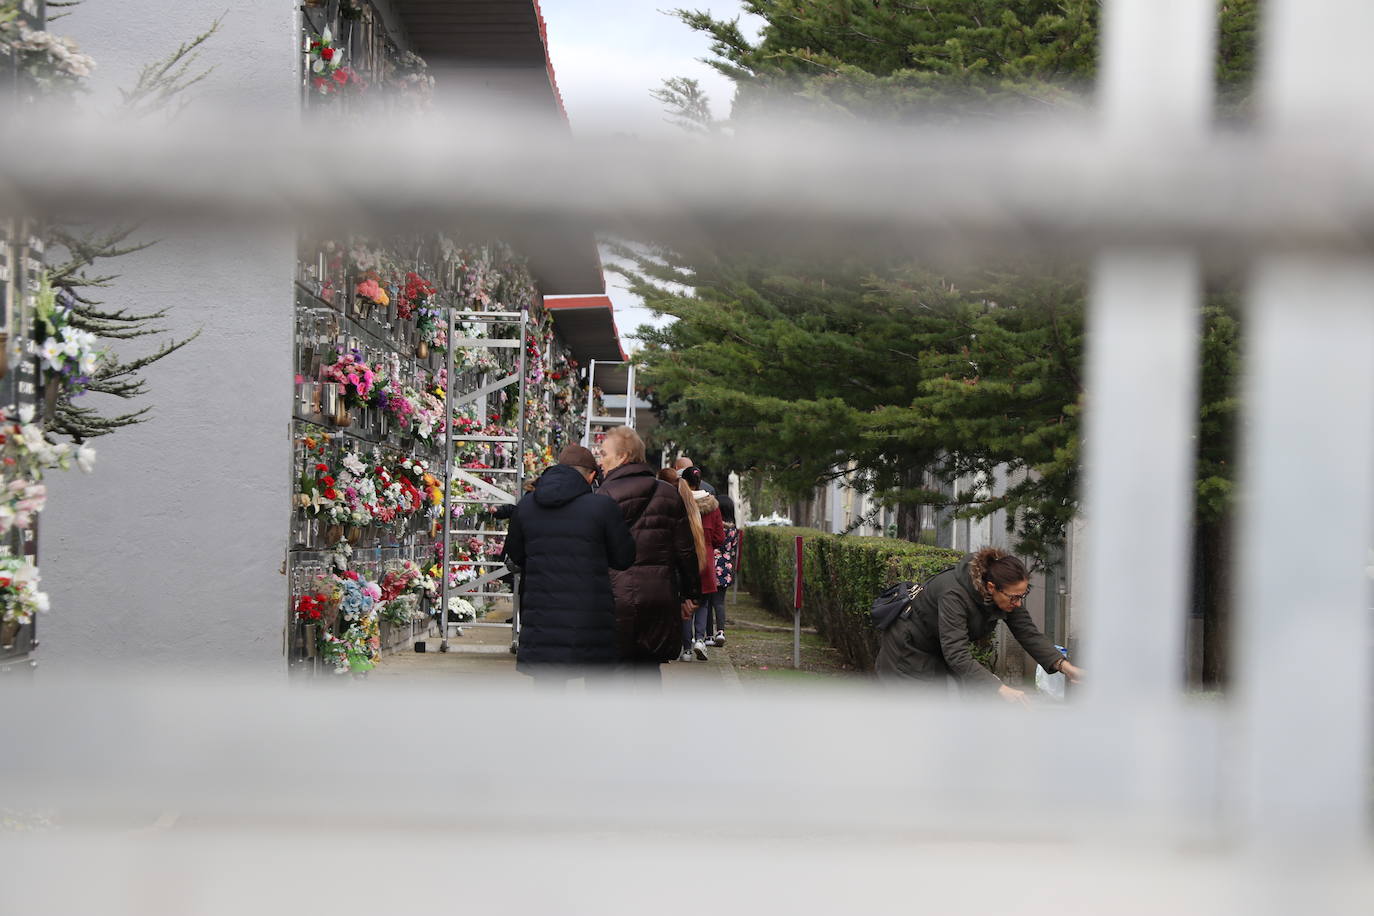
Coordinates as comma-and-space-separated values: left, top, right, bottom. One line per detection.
596, 427, 700, 678
504, 448, 635, 678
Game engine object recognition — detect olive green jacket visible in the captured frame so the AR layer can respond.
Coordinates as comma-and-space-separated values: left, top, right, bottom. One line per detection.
887, 556, 1063, 690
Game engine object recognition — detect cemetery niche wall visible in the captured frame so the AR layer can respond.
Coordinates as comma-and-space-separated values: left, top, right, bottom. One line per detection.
0, 3, 104, 674
286, 1, 597, 676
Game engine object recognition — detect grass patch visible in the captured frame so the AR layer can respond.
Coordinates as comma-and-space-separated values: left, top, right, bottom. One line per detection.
722, 587, 868, 683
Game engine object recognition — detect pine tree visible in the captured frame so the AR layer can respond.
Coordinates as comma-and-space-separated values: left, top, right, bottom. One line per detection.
633, 0, 1257, 564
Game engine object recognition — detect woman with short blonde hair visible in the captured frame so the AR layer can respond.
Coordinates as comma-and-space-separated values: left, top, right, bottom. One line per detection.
596, 428, 700, 682
602, 424, 646, 464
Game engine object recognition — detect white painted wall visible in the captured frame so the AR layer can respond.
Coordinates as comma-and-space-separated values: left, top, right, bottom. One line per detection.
39, 1, 298, 675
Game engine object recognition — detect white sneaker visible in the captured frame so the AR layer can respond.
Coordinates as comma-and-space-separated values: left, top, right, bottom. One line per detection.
692, 639, 708, 660
679, 648, 693, 662
712, 631, 726, 647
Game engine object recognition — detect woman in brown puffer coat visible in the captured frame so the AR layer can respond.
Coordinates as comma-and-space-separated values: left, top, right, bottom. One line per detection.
596, 427, 700, 684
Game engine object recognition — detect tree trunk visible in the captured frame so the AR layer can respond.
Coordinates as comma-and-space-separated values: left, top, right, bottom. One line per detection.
1198, 515, 1233, 688
895, 465, 923, 542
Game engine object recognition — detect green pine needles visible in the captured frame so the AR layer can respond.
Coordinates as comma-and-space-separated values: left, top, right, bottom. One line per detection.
630, 0, 1258, 563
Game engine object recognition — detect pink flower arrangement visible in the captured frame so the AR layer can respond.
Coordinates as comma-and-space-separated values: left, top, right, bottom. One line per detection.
323, 351, 375, 408
382, 381, 416, 428
356, 275, 390, 306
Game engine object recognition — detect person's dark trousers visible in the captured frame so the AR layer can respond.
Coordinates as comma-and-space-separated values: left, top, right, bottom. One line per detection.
691, 597, 713, 644
703, 590, 726, 635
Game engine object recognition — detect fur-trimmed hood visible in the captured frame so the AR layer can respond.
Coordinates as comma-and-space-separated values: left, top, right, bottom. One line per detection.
693, 491, 718, 515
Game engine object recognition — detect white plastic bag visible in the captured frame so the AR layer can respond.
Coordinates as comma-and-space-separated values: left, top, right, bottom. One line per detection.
1035, 646, 1070, 701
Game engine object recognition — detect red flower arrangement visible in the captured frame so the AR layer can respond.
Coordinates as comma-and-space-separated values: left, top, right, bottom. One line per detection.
295, 593, 329, 622
396, 272, 436, 320
397, 475, 423, 513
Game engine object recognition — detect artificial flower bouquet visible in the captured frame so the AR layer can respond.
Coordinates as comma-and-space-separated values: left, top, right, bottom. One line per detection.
307, 28, 364, 97
319, 621, 378, 674
322, 350, 375, 409
396, 271, 436, 321
335, 569, 381, 624
377, 593, 418, 627
442, 596, 478, 623
377, 380, 417, 431
378, 559, 422, 602
0, 405, 95, 532
320, 447, 378, 539
451, 405, 482, 437
415, 306, 447, 355
411, 388, 445, 445
34, 277, 105, 399
390, 49, 436, 111
294, 591, 330, 624
372, 461, 425, 530
297, 459, 338, 517
355, 271, 390, 308
456, 343, 502, 375
0, 557, 48, 627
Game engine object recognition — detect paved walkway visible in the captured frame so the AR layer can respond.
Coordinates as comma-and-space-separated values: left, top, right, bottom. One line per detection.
368, 624, 742, 690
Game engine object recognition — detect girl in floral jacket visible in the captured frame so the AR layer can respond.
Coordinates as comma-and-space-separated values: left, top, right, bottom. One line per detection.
707, 494, 740, 647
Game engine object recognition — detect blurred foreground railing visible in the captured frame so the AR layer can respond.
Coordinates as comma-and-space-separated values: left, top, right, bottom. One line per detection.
2, 0, 1372, 912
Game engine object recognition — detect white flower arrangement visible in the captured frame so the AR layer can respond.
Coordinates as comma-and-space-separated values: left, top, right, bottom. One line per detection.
0, 557, 49, 626
341, 452, 367, 476
443, 596, 477, 622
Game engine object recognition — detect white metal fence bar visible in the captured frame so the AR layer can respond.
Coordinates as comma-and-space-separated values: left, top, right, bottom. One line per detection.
1234, 0, 1374, 848
1081, 0, 1213, 714
8, 121, 1374, 252
1237, 256, 1374, 846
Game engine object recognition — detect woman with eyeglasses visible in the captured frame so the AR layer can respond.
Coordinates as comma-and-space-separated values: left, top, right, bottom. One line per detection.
875, 547, 1083, 705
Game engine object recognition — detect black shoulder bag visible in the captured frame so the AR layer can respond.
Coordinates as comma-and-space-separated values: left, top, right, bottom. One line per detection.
870, 581, 924, 631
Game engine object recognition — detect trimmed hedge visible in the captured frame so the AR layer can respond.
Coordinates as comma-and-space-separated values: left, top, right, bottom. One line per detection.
740, 526, 962, 670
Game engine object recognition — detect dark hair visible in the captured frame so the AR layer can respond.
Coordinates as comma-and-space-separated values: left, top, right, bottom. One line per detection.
717, 494, 736, 524
681, 466, 703, 489
971, 547, 1027, 591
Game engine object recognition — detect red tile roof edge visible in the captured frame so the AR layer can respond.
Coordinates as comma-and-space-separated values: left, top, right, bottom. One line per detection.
531, 0, 569, 124
544, 295, 628, 361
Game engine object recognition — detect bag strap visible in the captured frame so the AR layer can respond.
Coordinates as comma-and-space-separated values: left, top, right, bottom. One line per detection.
622, 492, 656, 530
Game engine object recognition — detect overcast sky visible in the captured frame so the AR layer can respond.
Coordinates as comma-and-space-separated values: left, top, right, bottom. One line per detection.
538, 1, 764, 349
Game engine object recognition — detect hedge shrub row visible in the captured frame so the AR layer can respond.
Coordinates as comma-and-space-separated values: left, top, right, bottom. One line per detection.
739, 526, 963, 671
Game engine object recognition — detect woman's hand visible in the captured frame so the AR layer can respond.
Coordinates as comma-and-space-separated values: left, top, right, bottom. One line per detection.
997, 684, 1031, 708
681, 600, 696, 621
1059, 661, 1084, 684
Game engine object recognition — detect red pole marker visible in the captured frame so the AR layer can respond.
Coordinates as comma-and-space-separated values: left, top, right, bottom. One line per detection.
792, 535, 803, 668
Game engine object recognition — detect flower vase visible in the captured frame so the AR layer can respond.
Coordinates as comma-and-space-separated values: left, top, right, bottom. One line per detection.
303, 623, 318, 658
416, 340, 429, 360
0, 332, 9, 380
42, 377, 60, 421
332, 399, 351, 428
0, 619, 19, 649
324, 524, 344, 546
345, 525, 362, 545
